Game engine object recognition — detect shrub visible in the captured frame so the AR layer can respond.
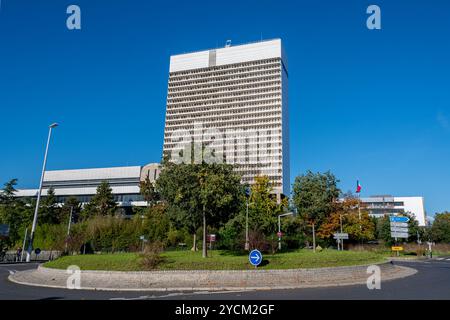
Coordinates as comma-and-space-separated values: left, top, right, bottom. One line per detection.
140, 241, 165, 270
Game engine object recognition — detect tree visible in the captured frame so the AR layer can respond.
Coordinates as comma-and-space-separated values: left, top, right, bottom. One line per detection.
292, 171, 340, 249
0, 179, 33, 249
247, 176, 288, 252
318, 197, 375, 244
198, 163, 244, 257
60, 196, 82, 225
83, 181, 117, 218
156, 162, 202, 251
40, 187, 60, 224
140, 175, 159, 206
156, 162, 243, 256
431, 212, 450, 243
0, 179, 18, 205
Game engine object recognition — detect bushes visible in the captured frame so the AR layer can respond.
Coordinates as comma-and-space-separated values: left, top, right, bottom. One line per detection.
139, 241, 165, 270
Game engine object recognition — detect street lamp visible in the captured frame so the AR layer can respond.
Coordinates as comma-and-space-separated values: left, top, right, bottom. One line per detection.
244, 186, 251, 251
26, 123, 58, 262
278, 212, 294, 250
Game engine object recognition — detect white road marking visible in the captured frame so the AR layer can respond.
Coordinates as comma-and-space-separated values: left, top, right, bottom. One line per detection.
8, 270, 17, 275
437, 258, 444, 260
446, 258, 450, 261
110, 290, 252, 300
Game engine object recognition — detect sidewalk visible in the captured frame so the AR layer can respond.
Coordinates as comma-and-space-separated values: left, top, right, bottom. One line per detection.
9, 262, 417, 292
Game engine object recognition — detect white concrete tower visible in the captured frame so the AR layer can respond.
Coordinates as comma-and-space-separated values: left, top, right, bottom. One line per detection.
163, 39, 290, 196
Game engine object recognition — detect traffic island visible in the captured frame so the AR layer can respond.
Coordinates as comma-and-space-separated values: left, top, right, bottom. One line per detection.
9, 262, 417, 291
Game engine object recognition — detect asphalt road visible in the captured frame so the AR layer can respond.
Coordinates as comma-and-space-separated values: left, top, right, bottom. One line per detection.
1, 258, 450, 300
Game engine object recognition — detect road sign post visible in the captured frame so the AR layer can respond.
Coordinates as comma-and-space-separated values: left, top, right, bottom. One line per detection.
249, 249, 262, 268
333, 233, 349, 251
389, 216, 409, 256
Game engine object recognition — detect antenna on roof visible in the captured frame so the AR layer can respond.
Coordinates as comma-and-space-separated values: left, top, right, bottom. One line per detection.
225, 40, 232, 48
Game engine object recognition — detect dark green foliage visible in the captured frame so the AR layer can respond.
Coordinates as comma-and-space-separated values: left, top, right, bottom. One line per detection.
140, 175, 160, 206
40, 187, 60, 224
431, 212, 450, 243
83, 181, 118, 218
292, 171, 340, 226
0, 179, 33, 248
156, 162, 243, 252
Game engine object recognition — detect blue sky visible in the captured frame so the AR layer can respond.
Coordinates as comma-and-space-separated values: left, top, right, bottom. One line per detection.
0, 0, 449, 217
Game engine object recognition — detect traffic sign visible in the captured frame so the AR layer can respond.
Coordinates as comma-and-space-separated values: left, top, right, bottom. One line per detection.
390, 222, 408, 228
389, 216, 410, 223
390, 226, 409, 232
277, 232, 283, 238
34, 248, 41, 255
391, 232, 409, 238
391, 246, 404, 251
333, 233, 349, 239
0, 224, 9, 237
249, 249, 262, 266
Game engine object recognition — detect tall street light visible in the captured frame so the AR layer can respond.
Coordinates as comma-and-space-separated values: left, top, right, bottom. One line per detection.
26, 123, 58, 262
244, 186, 251, 251
278, 212, 294, 250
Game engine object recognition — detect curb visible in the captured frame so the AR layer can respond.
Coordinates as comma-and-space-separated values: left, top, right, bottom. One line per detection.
8, 262, 418, 292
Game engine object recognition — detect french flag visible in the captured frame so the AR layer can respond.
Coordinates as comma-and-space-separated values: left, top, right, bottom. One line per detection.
356, 180, 362, 193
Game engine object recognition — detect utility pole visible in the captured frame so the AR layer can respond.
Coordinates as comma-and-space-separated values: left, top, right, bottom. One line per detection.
340, 214, 344, 251
202, 203, 207, 258
245, 186, 250, 251
312, 222, 316, 253
21, 228, 28, 262
26, 123, 58, 262
65, 206, 73, 253
278, 212, 294, 250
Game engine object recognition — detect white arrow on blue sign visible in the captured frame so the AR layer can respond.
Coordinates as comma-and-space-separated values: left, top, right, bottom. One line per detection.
389, 216, 410, 223
249, 249, 263, 266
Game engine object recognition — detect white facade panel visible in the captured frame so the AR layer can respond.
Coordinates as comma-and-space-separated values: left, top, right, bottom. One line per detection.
215, 39, 282, 66
17, 186, 140, 197
395, 196, 426, 226
43, 166, 141, 182
169, 39, 283, 72
170, 51, 210, 73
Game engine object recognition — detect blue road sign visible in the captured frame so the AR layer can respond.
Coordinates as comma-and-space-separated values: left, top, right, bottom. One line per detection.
249, 249, 262, 266
389, 216, 410, 223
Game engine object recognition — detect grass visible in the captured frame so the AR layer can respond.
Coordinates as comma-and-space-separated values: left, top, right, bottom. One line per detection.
44, 249, 389, 271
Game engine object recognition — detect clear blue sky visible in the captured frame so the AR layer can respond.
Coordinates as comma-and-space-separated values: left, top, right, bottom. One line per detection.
0, 0, 449, 217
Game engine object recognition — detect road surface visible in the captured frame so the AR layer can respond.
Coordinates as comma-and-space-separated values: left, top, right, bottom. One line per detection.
1, 258, 450, 300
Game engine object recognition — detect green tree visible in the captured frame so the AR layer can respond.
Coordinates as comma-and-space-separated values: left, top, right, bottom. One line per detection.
431, 212, 450, 243
157, 162, 202, 251
61, 196, 82, 224
157, 162, 243, 256
140, 175, 159, 206
292, 171, 340, 249
39, 187, 60, 224
0, 179, 33, 249
0, 179, 18, 204
83, 181, 117, 218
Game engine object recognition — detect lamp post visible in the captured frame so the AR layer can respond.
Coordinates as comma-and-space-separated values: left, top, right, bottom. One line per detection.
65, 206, 73, 253
278, 212, 294, 250
244, 186, 250, 251
26, 123, 58, 262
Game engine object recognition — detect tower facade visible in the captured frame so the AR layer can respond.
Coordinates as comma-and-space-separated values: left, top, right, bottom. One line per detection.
163, 39, 289, 196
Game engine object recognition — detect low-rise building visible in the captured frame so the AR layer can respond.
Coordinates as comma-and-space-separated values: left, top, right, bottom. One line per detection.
360, 195, 426, 226
15, 163, 161, 208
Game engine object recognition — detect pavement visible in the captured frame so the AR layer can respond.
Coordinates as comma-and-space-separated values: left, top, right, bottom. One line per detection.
1, 258, 450, 300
